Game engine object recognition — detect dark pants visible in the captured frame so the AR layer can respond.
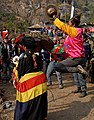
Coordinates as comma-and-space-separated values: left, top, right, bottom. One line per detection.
2, 60, 13, 82
54, 57, 87, 91
42, 60, 50, 75
14, 92, 47, 120
73, 73, 87, 92
54, 58, 86, 73
91, 62, 94, 83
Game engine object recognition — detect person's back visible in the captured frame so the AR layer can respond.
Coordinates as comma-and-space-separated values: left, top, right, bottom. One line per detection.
13, 36, 47, 120
64, 27, 85, 58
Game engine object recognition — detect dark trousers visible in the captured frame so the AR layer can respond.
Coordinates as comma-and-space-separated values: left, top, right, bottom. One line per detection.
91, 62, 94, 83
73, 73, 87, 92
54, 57, 86, 73
54, 57, 87, 91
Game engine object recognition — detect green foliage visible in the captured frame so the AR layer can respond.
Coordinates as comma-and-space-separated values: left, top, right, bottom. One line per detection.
88, 3, 94, 22
0, 13, 29, 36
0, 10, 7, 20
0, 0, 94, 35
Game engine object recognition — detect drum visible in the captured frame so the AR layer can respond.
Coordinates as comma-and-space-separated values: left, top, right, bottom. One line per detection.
15, 35, 54, 52
34, 37, 54, 52
46, 5, 57, 20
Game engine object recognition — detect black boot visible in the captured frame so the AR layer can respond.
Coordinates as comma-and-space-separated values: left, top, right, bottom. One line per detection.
80, 91, 87, 97
72, 87, 82, 93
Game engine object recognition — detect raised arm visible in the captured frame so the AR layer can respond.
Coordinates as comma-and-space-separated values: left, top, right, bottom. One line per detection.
54, 18, 78, 38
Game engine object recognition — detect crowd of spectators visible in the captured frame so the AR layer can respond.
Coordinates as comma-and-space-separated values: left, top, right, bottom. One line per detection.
0, 25, 94, 86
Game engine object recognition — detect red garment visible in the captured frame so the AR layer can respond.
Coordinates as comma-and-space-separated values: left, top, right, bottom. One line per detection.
1, 30, 9, 39
51, 45, 65, 62
15, 34, 25, 43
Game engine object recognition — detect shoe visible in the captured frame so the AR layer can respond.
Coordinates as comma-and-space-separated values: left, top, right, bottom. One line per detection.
47, 82, 52, 86
79, 91, 87, 98
59, 84, 63, 89
77, 65, 88, 78
72, 87, 82, 93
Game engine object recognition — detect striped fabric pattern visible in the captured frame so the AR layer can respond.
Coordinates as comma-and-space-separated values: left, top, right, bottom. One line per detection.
15, 71, 47, 102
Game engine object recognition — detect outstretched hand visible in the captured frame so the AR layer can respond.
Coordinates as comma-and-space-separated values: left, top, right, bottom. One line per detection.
46, 5, 57, 21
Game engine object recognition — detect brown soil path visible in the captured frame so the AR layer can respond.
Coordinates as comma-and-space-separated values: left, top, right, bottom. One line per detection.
0, 73, 94, 120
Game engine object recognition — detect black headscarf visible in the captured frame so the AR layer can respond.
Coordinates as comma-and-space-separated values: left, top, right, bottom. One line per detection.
70, 13, 82, 27
17, 36, 43, 79
19, 36, 36, 51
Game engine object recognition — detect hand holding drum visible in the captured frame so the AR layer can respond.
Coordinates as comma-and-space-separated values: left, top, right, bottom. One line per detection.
46, 5, 57, 20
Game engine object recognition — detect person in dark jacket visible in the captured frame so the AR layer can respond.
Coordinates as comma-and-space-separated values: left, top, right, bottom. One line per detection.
13, 36, 47, 120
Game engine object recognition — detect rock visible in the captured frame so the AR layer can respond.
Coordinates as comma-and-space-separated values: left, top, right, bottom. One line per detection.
0, 104, 3, 112
0, 98, 3, 104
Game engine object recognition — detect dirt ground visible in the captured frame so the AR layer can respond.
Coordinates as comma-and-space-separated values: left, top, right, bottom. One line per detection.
0, 73, 94, 120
